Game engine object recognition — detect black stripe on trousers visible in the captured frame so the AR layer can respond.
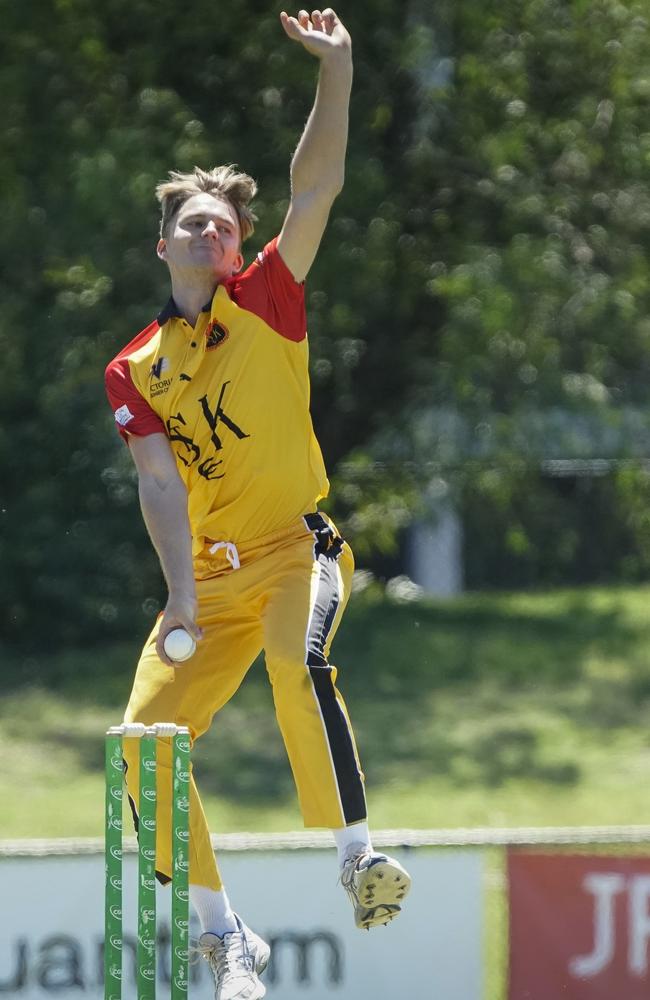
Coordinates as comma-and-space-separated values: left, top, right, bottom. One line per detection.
125, 761, 171, 886
306, 546, 367, 824
306, 553, 339, 669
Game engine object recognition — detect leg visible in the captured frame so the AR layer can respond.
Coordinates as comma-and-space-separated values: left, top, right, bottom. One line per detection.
123, 583, 263, 890
263, 515, 411, 929
262, 517, 366, 828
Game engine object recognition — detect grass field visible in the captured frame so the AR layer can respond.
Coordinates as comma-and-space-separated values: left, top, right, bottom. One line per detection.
5, 582, 650, 999
5, 582, 650, 839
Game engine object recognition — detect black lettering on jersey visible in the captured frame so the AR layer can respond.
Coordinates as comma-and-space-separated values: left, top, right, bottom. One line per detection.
166, 412, 200, 467
198, 457, 224, 480
150, 358, 165, 380
199, 382, 250, 452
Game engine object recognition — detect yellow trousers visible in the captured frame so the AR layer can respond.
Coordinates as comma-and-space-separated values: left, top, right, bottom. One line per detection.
122, 513, 367, 890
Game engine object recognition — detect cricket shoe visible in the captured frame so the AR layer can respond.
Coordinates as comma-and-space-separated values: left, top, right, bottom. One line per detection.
341, 844, 412, 930
197, 915, 270, 1000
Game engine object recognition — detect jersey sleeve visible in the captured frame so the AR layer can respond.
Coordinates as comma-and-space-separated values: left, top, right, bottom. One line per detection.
228, 236, 307, 342
105, 357, 166, 444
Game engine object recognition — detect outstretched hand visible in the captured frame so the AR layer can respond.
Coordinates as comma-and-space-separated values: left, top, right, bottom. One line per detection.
280, 9, 351, 60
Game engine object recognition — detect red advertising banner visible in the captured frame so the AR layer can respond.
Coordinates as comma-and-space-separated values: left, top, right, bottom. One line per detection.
508, 852, 650, 1000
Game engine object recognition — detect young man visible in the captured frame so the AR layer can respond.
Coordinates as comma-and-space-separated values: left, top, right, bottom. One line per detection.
105, 10, 410, 999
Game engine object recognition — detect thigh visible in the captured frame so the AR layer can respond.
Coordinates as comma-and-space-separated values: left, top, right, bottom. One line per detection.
125, 578, 263, 739
263, 526, 354, 669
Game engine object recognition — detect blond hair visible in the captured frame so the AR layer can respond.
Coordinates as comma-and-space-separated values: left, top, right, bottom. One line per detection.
155, 165, 258, 242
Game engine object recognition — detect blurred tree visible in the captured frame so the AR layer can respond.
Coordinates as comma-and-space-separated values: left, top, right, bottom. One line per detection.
0, 0, 433, 651
337, 0, 650, 575
4, 0, 650, 654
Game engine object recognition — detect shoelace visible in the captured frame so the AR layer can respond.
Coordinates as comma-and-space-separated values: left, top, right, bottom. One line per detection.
188, 940, 207, 967
340, 850, 369, 902
198, 932, 254, 975
209, 540, 241, 570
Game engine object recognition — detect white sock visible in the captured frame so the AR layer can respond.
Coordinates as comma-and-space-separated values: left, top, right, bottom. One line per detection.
190, 885, 238, 937
333, 821, 373, 868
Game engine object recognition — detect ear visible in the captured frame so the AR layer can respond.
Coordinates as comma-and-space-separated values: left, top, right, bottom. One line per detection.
231, 252, 244, 275
157, 238, 167, 261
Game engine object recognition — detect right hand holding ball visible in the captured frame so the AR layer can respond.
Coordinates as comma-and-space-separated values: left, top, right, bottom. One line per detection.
163, 627, 197, 663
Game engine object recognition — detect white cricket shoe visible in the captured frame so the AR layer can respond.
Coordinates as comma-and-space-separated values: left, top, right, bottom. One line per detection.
341, 844, 412, 930
197, 915, 270, 1000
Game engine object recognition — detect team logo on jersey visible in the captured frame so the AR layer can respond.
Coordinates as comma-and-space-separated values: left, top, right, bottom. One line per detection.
149, 357, 170, 379
149, 357, 172, 398
206, 322, 229, 350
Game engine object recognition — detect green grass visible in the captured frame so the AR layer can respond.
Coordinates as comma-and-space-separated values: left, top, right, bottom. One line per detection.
5, 583, 650, 839
7, 583, 650, 999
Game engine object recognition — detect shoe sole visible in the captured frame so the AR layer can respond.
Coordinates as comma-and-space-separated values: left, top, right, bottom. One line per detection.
244, 938, 270, 999
214, 972, 266, 1000
224, 967, 267, 1000
353, 858, 412, 930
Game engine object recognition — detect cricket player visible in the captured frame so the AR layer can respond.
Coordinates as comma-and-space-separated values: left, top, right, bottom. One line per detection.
105, 10, 411, 999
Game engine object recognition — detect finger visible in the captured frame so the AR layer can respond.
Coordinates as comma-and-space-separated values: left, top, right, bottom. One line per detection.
311, 9, 323, 30
169, 610, 203, 643
156, 632, 174, 667
298, 9, 311, 29
322, 8, 337, 32
280, 10, 310, 41
280, 11, 301, 37
186, 621, 203, 642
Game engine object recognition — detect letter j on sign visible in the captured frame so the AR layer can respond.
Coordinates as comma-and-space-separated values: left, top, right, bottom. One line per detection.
508, 852, 650, 1000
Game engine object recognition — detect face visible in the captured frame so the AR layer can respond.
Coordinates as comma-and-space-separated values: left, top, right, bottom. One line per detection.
157, 192, 244, 281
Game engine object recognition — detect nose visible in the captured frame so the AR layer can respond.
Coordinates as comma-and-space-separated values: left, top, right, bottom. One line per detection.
202, 221, 218, 239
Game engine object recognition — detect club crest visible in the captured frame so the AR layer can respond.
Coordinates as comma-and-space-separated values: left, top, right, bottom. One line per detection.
206, 322, 229, 350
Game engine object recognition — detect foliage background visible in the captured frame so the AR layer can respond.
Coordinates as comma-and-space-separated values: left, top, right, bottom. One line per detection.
3, 0, 650, 656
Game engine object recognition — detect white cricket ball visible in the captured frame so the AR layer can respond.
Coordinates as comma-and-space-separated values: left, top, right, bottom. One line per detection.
163, 628, 197, 662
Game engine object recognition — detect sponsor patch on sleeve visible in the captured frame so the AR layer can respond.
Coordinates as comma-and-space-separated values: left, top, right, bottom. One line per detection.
114, 404, 135, 427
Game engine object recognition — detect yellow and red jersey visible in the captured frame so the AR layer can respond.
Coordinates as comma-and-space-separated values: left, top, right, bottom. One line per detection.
105, 238, 329, 554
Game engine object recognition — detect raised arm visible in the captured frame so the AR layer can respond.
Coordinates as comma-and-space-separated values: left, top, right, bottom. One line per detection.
277, 8, 353, 283
129, 433, 202, 666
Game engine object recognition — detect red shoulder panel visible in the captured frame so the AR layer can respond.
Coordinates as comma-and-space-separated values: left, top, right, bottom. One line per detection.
105, 320, 166, 444
226, 237, 306, 343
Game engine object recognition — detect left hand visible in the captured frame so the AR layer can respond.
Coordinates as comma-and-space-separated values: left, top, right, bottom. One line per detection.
280, 9, 352, 61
